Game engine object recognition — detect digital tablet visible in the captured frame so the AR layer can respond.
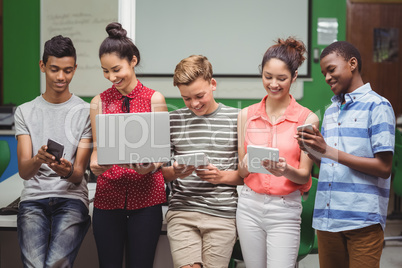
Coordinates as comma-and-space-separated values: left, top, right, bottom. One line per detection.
47, 138, 64, 164
247, 145, 279, 175
175, 153, 210, 167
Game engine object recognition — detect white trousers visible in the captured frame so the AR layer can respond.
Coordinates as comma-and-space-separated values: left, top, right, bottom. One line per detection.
236, 185, 302, 268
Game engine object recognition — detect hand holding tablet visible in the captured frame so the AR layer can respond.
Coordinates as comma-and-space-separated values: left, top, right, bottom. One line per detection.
247, 145, 279, 175
175, 153, 210, 168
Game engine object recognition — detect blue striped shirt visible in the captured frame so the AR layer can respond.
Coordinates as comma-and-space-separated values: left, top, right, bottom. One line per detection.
313, 83, 395, 232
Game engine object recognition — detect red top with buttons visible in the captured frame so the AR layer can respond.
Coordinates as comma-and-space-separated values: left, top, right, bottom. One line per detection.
94, 80, 166, 210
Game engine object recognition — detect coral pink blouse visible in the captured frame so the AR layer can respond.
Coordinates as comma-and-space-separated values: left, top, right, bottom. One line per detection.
244, 95, 312, 195
94, 80, 166, 210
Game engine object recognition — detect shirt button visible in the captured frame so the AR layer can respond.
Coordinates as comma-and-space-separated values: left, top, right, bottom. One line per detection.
338, 122, 341, 126
327, 203, 330, 207
332, 163, 334, 166
334, 143, 337, 146
329, 183, 331, 187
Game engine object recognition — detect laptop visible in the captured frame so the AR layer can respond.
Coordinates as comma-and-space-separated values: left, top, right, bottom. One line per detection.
96, 112, 171, 165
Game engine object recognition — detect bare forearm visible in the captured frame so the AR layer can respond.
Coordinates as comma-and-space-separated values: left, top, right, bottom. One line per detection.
219, 170, 244, 185
162, 166, 177, 182
65, 165, 86, 184
283, 164, 310, 185
310, 155, 321, 169
18, 156, 42, 180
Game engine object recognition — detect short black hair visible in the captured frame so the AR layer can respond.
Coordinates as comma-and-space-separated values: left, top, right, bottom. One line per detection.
42, 35, 76, 65
320, 41, 362, 72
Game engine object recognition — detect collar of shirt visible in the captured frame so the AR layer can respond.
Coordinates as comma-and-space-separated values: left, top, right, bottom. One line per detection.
331, 82, 372, 106
249, 94, 300, 125
109, 79, 144, 100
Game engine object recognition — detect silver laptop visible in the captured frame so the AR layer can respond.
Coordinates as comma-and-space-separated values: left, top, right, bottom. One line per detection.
96, 112, 171, 165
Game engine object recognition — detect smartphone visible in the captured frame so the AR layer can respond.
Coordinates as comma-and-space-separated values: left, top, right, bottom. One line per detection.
175, 153, 210, 167
297, 124, 314, 133
247, 145, 279, 175
46, 138, 64, 164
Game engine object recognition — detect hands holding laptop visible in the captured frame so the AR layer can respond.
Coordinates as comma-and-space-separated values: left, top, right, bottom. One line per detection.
90, 159, 113, 177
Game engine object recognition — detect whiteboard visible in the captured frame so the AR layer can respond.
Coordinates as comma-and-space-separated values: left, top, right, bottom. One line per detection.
40, 0, 118, 96
40, 0, 311, 98
134, 0, 311, 77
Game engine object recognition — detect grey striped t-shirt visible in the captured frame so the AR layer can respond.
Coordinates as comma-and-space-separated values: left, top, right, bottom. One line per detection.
168, 103, 240, 218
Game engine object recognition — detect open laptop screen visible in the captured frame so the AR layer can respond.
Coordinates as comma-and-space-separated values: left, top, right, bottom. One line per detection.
96, 112, 171, 165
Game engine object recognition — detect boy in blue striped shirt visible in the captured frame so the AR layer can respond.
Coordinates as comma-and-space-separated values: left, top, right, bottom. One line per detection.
297, 41, 395, 268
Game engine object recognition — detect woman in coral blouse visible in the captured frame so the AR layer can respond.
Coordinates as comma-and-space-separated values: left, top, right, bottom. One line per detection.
236, 37, 319, 268
89, 22, 168, 268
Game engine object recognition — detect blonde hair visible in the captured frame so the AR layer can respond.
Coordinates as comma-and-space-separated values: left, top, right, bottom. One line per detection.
173, 55, 213, 86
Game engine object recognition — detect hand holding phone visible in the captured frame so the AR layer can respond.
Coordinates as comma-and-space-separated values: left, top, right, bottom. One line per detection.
297, 124, 314, 133
46, 139, 65, 164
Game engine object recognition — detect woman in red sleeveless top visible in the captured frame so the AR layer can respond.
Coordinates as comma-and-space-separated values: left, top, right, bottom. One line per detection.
236, 37, 319, 268
89, 22, 168, 268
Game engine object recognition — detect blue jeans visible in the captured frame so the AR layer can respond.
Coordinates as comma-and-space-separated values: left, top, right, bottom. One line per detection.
17, 198, 91, 268
93, 205, 163, 268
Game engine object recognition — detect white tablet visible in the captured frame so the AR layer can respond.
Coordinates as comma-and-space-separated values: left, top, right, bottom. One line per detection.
247, 145, 279, 175
175, 153, 209, 167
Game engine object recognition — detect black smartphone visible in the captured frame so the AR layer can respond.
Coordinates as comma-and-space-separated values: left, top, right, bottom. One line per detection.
46, 139, 64, 164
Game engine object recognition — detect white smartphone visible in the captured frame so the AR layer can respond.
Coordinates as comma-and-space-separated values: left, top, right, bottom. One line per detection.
297, 123, 314, 133
247, 145, 279, 175
175, 153, 210, 167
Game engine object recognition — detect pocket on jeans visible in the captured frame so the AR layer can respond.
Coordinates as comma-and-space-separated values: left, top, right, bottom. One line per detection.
240, 185, 253, 198
281, 196, 302, 209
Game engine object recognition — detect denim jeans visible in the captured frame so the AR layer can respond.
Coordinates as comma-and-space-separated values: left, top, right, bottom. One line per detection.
17, 198, 91, 268
92, 204, 163, 268
236, 185, 302, 268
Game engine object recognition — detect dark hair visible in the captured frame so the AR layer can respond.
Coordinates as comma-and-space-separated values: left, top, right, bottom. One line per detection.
320, 41, 362, 72
42, 35, 76, 65
261, 37, 306, 78
99, 22, 140, 65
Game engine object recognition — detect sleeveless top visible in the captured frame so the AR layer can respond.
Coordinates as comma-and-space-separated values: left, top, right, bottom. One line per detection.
94, 80, 166, 210
244, 95, 312, 195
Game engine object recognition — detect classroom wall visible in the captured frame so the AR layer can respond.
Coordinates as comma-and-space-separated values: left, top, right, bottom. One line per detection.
2, 0, 346, 116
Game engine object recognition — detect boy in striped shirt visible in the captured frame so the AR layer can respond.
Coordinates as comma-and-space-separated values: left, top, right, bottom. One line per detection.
297, 41, 395, 268
162, 55, 242, 268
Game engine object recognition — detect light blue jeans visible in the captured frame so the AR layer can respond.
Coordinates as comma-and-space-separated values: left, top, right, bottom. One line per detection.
236, 185, 302, 268
17, 198, 90, 268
